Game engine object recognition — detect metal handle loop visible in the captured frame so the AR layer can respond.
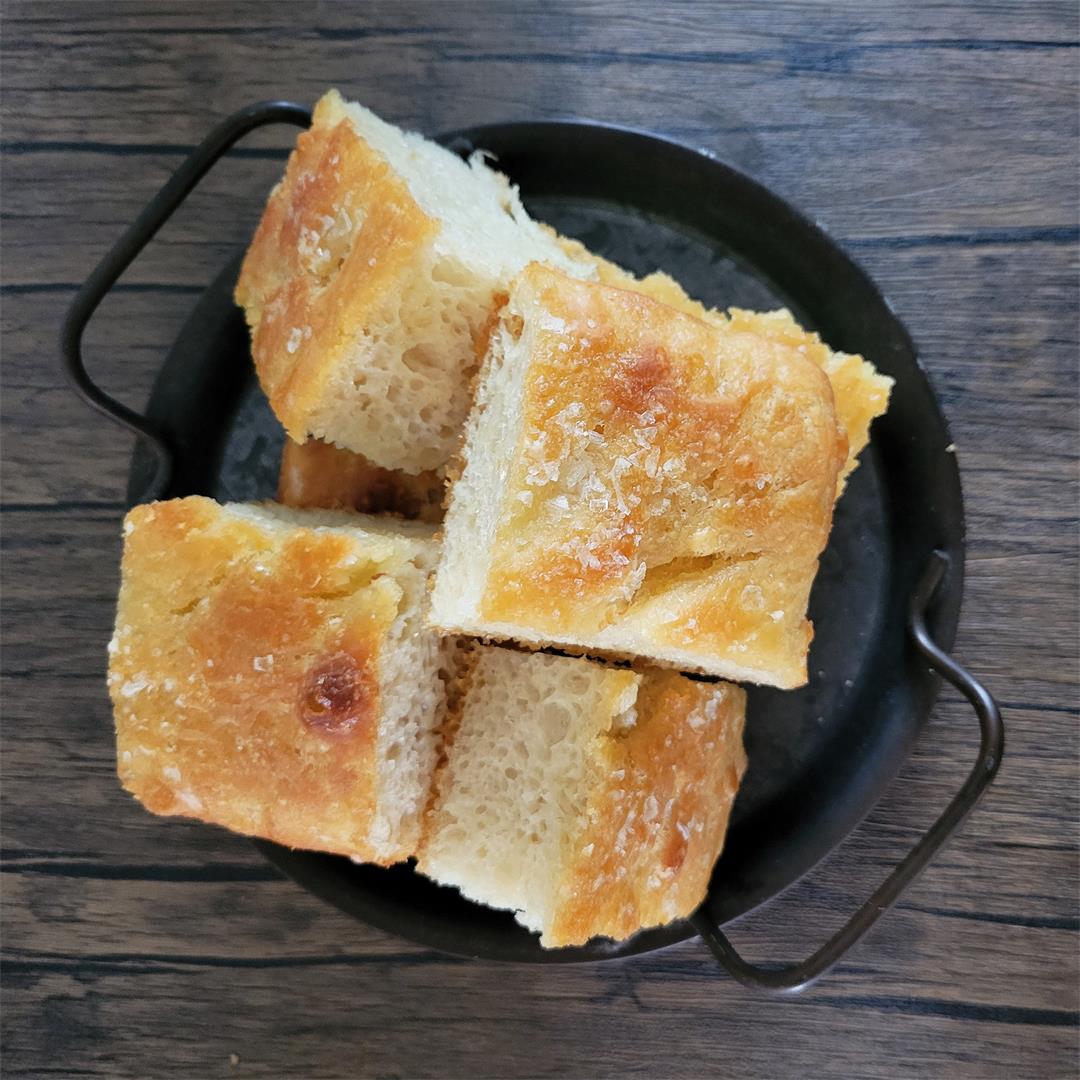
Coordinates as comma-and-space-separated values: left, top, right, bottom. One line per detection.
692, 549, 1004, 992
60, 100, 311, 502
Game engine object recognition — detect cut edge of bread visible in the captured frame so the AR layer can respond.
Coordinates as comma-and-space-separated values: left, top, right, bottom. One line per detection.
428, 302, 535, 627
423, 614, 804, 689
416, 647, 638, 936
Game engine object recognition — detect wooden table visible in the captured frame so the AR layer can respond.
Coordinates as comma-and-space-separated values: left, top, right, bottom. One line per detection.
3, 3, 1077, 1076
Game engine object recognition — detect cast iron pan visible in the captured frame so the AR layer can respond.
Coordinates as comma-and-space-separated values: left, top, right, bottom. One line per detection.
62, 102, 1003, 992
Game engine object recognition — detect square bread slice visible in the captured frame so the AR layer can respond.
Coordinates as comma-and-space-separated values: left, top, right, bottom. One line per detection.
108, 496, 449, 864
417, 646, 747, 948
552, 232, 893, 489
235, 89, 593, 474
278, 436, 445, 524
430, 264, 850, 688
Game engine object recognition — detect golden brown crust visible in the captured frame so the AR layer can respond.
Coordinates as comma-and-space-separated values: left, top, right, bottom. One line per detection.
548, 672, 746, 947
550, 230, 891, 488
477, 264, 846, 687
108, 497, 412, 863
278, 436, 444, 523
235, 90, 438, 442
726, 308, 893, 488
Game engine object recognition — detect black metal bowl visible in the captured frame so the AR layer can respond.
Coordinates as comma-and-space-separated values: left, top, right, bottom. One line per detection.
62, 103, 1003, 991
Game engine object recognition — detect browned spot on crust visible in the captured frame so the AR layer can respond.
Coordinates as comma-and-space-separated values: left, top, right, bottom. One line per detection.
608, 345, 675, 416
300, 648, 377, 736
662, 826, 690, 873
108, 496, 419, 863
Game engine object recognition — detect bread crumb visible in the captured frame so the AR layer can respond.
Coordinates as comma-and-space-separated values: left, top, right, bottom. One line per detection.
229, 1053, 241, 1067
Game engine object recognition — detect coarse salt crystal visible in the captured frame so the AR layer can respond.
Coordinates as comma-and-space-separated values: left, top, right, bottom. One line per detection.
740, 584, 764, 610
120, 678, 149, 698
176, 790, 204, 813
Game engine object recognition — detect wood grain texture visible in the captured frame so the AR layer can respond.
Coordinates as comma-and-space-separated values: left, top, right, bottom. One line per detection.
2, 1, 1077, 1077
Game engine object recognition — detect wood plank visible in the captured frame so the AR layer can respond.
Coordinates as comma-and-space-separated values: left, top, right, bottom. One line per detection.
3, 2, 1077, 1077
1, 961, 1076, 1079
1, 4, 1076, 284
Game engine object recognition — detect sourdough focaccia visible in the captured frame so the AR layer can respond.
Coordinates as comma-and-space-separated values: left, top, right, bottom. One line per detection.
418, 646, 746, 947
235, 89, 592, 474
108, 497, 447, 864
278, 436, 444, 524
431, 264, 849, 688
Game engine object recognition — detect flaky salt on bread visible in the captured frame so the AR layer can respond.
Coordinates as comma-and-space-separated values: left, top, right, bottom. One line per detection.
279, 436, 444, 523
108, 496, 450, 864
235, 89, 593, 474
430, 264, 848, 688
418, 646, 746, 948
553, 232, 893, 489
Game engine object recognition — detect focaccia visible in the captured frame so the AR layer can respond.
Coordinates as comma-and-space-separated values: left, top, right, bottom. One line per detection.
235, 89, 592, 474
108, 497, 448, 863
430, 264, 849, 688
418, 645, 746, 947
